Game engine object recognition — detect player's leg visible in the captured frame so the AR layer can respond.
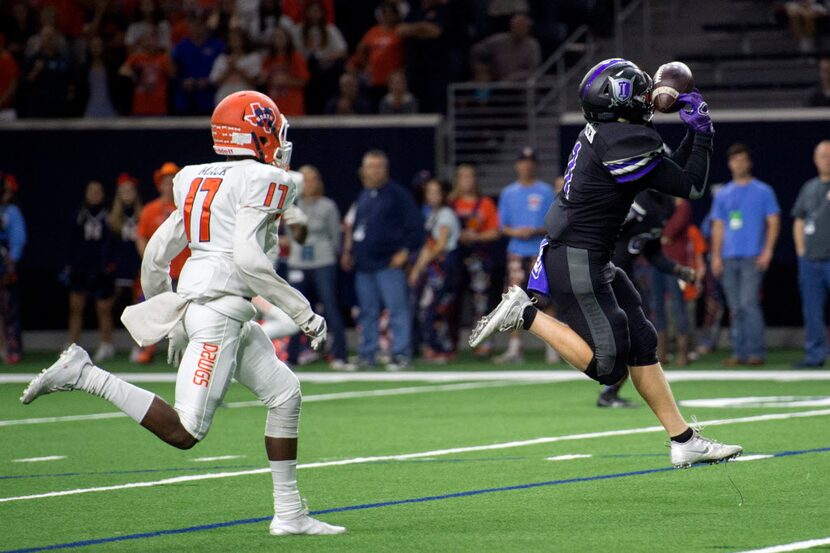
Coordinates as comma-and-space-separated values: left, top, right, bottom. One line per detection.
234, 322, 345, 536
612, 267, 742, 465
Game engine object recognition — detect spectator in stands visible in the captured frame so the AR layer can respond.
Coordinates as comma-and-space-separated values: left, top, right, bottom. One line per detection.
248, 0, 295, 48
21, 25, 73, 117
109, 173, 142, 319
261, 26, 310, 116
378, 70, 419, 114
286, 165, 352, 371
65, 180, 116, 362
348, 0, 405, 106
451, 164, 500, 357
24, 7, 68, 60
341, 150, 424, 370
81, 36, 119, 118
807, 57, 830, 107
0, 2, 38, 62
124, 0, 171, 53
791, 140, 830, 368
653, 198, 692, 366
0, 173, 25, 363
209, 29, 261, 105
410, 178, 461, 361
496, 147, 555, 363
471, 13, 541, 81
293, 0, 347, 114
398, 0, 450, 113
207, 0, 241, 43
171, 17, 224, 115
325, 71, 372, 115
119, 29, 172, 116
0, 34, 19, 120
711, 144, 781, 366
785, 0, 827, 52
282, 0, 335, 25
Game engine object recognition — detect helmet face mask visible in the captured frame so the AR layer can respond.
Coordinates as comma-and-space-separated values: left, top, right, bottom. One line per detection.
579, 59, 654, 125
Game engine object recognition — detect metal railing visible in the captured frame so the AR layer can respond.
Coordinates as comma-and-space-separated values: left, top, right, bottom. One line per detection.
446, 25, 596, 195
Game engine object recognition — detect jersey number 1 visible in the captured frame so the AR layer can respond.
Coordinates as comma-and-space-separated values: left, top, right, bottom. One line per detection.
184, 177, 223, 242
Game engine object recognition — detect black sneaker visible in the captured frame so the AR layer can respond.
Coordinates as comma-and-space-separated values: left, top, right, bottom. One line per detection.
597, 394, 638, 408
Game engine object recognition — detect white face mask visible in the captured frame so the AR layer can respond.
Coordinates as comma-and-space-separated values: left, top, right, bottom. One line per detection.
273, 114, 293, 170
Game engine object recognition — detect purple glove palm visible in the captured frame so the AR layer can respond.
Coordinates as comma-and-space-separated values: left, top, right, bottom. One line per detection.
677, 90, 713, 134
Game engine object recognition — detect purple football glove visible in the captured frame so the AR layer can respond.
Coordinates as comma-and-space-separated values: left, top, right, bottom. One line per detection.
677, 90, 713, 134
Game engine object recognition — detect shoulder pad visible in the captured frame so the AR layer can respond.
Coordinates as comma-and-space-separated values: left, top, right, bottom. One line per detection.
595, 123, 664, 183
242, 164, 297, 215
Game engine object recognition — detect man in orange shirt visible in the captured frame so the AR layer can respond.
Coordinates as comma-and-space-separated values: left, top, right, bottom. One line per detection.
348, 1, 404, 103
119, 31, 172, 116
133, 162, 188, 364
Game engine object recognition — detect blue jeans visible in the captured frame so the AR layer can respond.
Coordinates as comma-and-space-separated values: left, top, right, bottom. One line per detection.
355, 267, 411, 362
798, 257, 830, 364
650, 268, 689, 334
287, 264, 347, 362
720, 257, 765, 360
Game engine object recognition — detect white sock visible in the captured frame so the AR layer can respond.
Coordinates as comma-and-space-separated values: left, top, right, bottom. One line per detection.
270, 459, 304, 520
79, 365, 155, 423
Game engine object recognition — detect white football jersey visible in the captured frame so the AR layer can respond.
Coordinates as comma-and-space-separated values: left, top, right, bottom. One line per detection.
172, 159, 296, 301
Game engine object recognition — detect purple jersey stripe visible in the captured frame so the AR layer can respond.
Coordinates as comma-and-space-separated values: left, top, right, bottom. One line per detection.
581, 58, 626, 98
615, 157, 662, 183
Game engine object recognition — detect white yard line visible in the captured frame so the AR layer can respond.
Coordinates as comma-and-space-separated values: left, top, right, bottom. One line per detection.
545, 454, 593, 461
733, 455, 774, 462
2, 408, 828, 504
0, 382, 530, 427
190, 455, 244, 462
1, 370, 829, 385
11, 456, 66, 463
733, 537, 830, 552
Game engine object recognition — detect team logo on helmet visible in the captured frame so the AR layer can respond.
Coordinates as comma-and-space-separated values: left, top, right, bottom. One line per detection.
609, 76, 633, 104
244, 102, 276, 133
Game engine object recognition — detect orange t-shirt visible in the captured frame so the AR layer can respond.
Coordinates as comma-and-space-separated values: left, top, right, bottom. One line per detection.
0, 52, 19, 110
137, 198, 190, 279
127, 52, 171, 116
453, 196, 499, 233
262, 52, 310, 116
353, 25, 404, 87
683, 224, 708, 301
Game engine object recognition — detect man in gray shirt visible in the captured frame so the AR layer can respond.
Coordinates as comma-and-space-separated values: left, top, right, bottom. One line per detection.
471, 13, 541, 81
792, 140, 830, 367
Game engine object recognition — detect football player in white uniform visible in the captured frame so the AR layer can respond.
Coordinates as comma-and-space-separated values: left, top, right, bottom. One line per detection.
20, 91, 345, 536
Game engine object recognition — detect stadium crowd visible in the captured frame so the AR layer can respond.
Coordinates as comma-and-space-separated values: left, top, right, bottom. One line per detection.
0, 0, 602, 119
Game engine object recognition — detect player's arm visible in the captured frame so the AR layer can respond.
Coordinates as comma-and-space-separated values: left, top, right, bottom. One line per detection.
233, 206, 315, 325
140, 210, 188, 299
793, 218, 806, 257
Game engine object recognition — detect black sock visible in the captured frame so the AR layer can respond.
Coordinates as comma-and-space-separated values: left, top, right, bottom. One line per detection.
521, 305, 538, 330
671, 427, 694, 443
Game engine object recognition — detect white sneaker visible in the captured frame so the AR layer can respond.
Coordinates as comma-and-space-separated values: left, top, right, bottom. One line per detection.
93, 342, 115, 363
469, 286, 534, 348
20, 344, 92, 404
269, 514, 346, 536
670, 431, 743, 468
329, 359, 357, 372
493, 350, 524, 364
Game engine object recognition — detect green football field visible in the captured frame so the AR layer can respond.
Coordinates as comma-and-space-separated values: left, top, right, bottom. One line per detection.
1, 352, 829, 553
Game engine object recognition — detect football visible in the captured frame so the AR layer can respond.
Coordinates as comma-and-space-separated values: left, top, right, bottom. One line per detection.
652, 61, 694, 113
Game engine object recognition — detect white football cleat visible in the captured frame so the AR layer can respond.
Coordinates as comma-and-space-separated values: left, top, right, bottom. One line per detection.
670, 431, 743, 468
269, 514, 346, 536
469, 286, 534, 348
20, 344, 92, 405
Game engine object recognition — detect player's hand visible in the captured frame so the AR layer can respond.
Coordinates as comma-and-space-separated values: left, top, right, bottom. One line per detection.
300, 313, 327, 351
756, 249, 773, 271
711, 256, 723, 278
282, 206, 308, 226
675, 265, 696, 283
167, 321, 188, 366
677, 89, 713, 134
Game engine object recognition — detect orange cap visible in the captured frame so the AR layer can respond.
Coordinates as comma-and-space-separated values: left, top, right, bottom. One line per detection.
116, 172, 138, 187
153, 162, 180, 188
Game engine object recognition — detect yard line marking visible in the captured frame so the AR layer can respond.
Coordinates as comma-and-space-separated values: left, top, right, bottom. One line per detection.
732, 455, 774, 462
11, 456, 66, 463
733, 537, 830, 553
680, 396, 830, 409
190, 456, 244, 462
2, 409, 829, 504
545, 454, 592, 461
0, 381, 530, 427
3, 447, 830, 553
2, 370, 829, 384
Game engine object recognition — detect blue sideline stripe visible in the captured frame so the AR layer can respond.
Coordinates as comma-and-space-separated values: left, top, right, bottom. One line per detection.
4, 446, 829, 553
